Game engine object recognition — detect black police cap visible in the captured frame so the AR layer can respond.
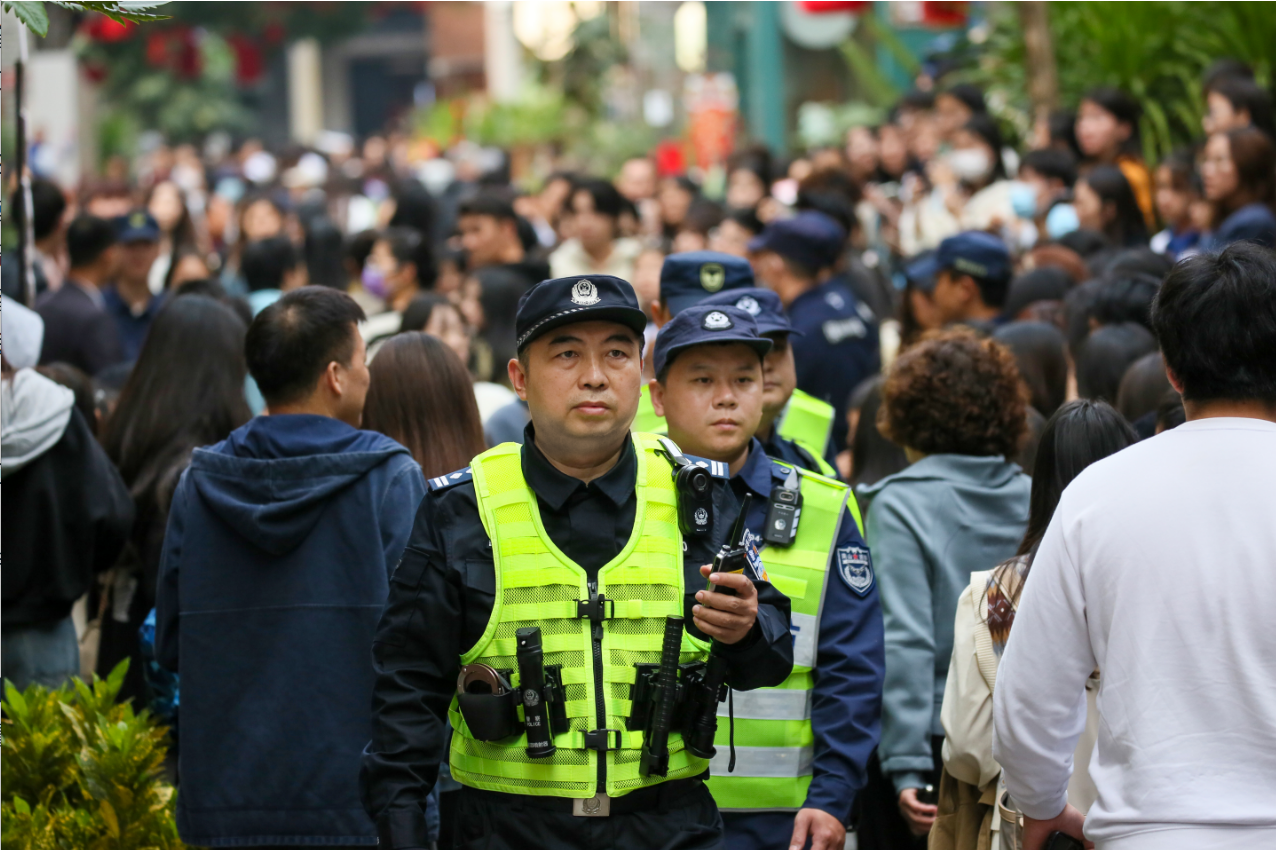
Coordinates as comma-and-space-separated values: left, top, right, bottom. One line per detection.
515, 275, 648, 351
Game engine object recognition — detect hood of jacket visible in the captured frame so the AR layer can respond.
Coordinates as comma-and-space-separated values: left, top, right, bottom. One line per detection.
188, 413, 410, 556
1, 369, 75, 480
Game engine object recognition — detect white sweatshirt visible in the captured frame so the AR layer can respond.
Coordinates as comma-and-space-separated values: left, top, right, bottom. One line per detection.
993, 417, 1276, 850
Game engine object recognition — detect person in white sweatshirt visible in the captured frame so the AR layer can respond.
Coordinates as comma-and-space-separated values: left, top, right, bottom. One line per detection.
992, 241, 1276, 850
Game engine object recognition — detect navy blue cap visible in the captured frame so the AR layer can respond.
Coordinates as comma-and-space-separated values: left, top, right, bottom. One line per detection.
653, 304, 773, 377
115, 209, 160, 243
515, 274, 647, 351
700, 287, 799, 337
659, 251, 755, 315
904, 250, 940, 294
936, 231, 1011, 283
747, 211, 846, 270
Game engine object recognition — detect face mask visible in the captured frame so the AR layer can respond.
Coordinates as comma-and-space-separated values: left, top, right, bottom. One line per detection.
1046, 203, 1080, 239
948, 148, 992, 183
362, 265, 388, 299
1009, 182, 1037, 219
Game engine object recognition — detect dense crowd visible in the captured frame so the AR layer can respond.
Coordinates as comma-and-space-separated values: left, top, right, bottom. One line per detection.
3, 54, 1276, 850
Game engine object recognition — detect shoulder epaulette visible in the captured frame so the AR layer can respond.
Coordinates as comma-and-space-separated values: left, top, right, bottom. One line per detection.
682, 454, 730, 479
428, 466, 473, 492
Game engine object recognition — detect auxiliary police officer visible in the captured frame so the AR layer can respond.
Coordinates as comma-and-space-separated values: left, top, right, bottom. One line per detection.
701, 286, 840, 478
649, 304, 885, 850
362, 275, 795, 850
749, 211, 881, 452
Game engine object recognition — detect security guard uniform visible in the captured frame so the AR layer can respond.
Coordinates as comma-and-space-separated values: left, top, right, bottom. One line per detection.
706, 438, 884, 850
362, 275, 795, 850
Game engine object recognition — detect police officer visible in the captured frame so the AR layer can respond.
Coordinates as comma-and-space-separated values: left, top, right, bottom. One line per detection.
362, 275, 795, 850
749, 211, 880, 451
634, 251, 755, 433
649, 304, 885, 850
701, 286, 840, 478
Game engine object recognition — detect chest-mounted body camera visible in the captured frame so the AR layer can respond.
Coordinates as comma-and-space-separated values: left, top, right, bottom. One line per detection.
658, 437, 714, 539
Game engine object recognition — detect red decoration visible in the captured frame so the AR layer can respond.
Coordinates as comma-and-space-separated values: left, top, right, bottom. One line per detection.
655, 140, 686, 178
83, 62, 108, 84
262, 20, 285, 45
228, 34, 265, 86
921, 1, 968, 26
83, 14, 135, 43
146, 31, 168, 67
796, 1, 871, 13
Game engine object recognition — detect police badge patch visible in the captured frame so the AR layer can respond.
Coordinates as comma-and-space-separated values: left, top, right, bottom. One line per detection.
570, 279, 600, 305
836, 546, 874, 596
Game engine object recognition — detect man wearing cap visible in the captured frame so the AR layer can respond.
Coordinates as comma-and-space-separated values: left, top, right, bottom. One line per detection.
750, 211, 880, 453
103, 209, 165, 361
362, 275, 795, 850
702, 287, 839, 478
650, 304, 884, 850
917, 231, 1013, 333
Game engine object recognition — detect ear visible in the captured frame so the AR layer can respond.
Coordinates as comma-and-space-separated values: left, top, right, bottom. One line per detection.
648, 377, 666, 417
652, 301, 672, 329
509, 356, 529, 401
325, 360, 345, 398
959, 275, 981, 303
1165, 364, 1185, 396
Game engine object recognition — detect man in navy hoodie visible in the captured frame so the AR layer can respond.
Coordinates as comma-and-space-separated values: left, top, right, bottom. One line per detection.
156, 287, 427, 848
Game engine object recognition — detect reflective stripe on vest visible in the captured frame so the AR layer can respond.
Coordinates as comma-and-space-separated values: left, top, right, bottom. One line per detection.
450, 433, 711, 800
705, 464, 848, 812
777, 389, 835, 471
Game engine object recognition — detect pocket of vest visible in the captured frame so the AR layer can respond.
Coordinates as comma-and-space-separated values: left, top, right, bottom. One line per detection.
457, 690, 520, 741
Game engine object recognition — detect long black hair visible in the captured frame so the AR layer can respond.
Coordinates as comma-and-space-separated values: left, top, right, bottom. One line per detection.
1082, 165, 1149, 247
101, 295, 252, 515
1015, 399, 1137, 563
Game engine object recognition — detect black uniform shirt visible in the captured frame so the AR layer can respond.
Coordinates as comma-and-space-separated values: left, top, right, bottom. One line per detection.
361, 425, 794, 849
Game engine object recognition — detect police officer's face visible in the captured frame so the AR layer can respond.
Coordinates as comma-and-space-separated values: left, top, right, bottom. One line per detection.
653, 343, 763, 464
760, 334, 797, 419
511, 320, 642, 447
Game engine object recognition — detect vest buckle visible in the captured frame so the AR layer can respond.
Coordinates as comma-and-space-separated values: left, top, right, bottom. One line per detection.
576, 592, 615, 623
572, 792, 612, 817
583, 728, 623, 752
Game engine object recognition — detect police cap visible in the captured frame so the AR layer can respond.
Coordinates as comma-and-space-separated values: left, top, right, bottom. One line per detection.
115, 209, 160, 244
700, 287, 800, 337
653, 304, 773, 378
936, 231, 1011, 284
747, 211, 846, 271
515, 274, 647, 351
659, 251, 755, 315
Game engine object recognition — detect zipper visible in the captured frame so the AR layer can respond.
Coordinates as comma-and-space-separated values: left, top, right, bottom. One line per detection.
589, 578, 607, 792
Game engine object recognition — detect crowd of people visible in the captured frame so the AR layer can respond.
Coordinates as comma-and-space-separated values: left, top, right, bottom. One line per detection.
3, 54, 1276, 850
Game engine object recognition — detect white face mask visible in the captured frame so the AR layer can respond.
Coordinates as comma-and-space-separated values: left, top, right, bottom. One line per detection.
948, 148, 993, 183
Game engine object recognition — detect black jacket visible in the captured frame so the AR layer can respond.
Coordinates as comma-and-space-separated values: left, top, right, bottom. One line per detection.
35, 280, 125, 376
361, 431, 795, 848
2, 406, 133, 626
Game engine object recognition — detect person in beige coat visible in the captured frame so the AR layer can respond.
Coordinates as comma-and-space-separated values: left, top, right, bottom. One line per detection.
932, 400, 1137, 850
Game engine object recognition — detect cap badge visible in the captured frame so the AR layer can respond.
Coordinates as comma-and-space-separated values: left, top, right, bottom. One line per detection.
570, 279, 600, 306
700, 263, 726, 292
130, 212, 147, 227
735, 295, 761, 316
702, 310, 733, 331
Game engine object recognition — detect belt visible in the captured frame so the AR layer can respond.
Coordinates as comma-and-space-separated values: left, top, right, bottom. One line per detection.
460, 777, 706, 818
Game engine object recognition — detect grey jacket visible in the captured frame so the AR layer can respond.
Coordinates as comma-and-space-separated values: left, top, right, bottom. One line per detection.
860, 454, 1030, 794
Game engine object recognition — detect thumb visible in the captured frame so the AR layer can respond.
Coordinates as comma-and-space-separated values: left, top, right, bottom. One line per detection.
789, 810, 810, 850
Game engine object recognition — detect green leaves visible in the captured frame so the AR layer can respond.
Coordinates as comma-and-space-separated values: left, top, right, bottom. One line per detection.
3, 1, 49, 37
1, 660, 184, 848
4, 1, 170, 37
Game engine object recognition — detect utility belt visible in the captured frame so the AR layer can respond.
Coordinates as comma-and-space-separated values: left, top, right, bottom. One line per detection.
459, 777, 709, 817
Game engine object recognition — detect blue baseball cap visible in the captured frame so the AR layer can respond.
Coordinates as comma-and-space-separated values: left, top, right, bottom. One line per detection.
515, 274, 647, 351
115, 209, 160, 244
659, 251, 755, 315
903, 250, 940, 294
700, 287, 799, 337
936, 231, 1011, 284
653, 304, 773, 378
747, 211, 846, 271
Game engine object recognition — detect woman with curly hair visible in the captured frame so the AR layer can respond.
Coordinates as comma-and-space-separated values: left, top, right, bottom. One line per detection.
855, 330, 1031, 850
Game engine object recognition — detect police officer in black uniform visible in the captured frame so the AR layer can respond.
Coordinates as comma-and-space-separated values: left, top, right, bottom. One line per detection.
361, 275, 794, 850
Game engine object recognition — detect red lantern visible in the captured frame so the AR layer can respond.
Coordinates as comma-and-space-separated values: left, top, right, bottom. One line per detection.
145, 31, 168, 67
796, 1, 871, 13
228, 34, 264, 86
84, 14, 135, 43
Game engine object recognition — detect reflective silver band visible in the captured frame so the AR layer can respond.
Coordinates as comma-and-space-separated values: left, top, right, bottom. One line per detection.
708, 745, 814, 778
717, 687, 811, 721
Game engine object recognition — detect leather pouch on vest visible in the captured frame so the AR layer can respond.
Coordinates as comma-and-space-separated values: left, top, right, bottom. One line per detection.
457, 665, 520, 741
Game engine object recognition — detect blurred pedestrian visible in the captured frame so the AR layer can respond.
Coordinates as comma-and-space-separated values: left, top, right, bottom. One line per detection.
146, 180, 200, 295
1202, 75, 1275, 137
858, 330, 1030, 850
155, 287, 427, 848
993, 321, 1070, 418
550, 178, 640, 280
2, 358, 133, 691
36, 215, 125, 376
1075, 322, 1158, 403
365, 227, 434, 315
363, 332, 486, 480
1074, 165, 1150, 248
457, 193, 550, 289
920, 231, 1013, 333
103, 210, 165, 361
243, 236, 306, 317
2, 177, 68, 303
96, 295, 251, 706
1150, 151, 1203, 258
1075, 87, 1154, 228
935, 400, 1136, 850
1199, 127, 1276, 249
993, 242, 1276, 850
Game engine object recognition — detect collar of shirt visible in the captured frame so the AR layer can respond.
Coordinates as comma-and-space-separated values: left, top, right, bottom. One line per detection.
103, 285, 162, 319
519, 422, 637, 511
731, 438, 777, 501
68, 277, 106, 310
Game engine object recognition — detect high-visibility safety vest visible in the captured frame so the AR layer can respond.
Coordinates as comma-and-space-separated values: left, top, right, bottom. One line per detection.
704, 462, 852, 811
633, 383, 665, 434
777, 389, 835, 462
449, 432, 712, 799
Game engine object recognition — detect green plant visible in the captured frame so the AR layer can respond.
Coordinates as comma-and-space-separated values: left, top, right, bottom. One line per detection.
969, 1, 1276, 163
3, 1, 169, 38
2, 660, 185, 849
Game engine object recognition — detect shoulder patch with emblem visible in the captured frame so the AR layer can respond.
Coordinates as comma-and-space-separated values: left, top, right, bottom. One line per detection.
429, 466, 473, 492
837, 545, 874, 596
683, 454, 730, 479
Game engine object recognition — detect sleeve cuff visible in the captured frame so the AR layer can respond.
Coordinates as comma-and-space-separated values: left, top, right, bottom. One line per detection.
804, 781, 857, 823
377, 806, 431, 850
890, 771, 927, 796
